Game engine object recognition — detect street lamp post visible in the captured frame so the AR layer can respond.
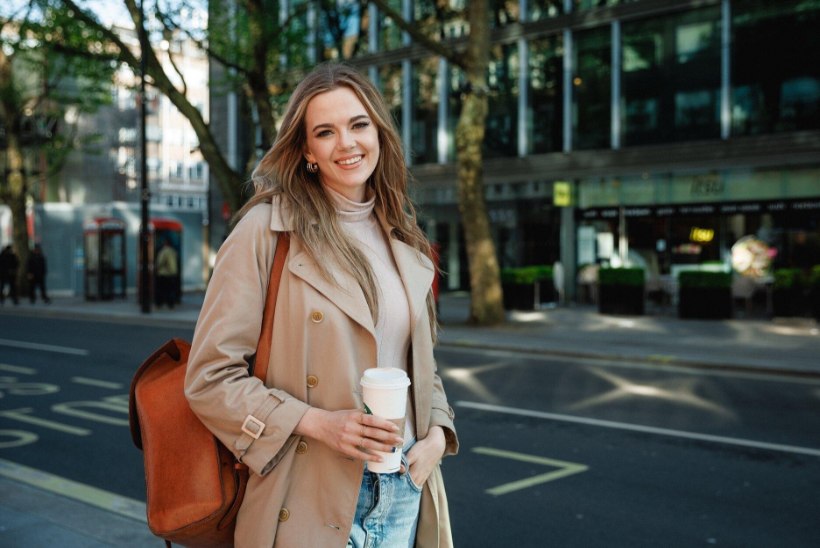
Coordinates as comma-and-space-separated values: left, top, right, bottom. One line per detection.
139, 0, 151, 313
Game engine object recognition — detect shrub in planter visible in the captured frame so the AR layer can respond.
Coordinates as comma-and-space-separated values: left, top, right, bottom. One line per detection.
534, 265, 556, 304
678, 271, 732, 319
772, 268, 808, 317
501, 265, 555, 310
598, 267, 645, 315
501, 267, 538, 310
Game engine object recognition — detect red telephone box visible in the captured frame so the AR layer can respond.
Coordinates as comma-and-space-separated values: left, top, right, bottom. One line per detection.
84, 217, 127, 300
138, 218, 183, 306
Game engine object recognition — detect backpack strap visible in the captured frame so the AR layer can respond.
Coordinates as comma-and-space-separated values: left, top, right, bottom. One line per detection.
253, 232, 290, 382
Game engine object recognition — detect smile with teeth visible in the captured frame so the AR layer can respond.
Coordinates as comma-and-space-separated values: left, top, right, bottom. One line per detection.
336, 155, 363, 166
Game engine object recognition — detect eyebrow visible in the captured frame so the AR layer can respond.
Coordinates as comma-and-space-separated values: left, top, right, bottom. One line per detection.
311, 114, 370, 133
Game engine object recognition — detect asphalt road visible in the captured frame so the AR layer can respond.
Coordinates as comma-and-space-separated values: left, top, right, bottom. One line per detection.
1, 316, 819, 547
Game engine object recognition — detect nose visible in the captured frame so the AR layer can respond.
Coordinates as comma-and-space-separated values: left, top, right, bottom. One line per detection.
337, 130, 355, 151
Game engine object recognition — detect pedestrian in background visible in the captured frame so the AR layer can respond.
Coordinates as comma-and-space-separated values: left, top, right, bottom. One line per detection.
155, 238, 179, 308
26, 244, 51, 304
185, 62, 458, 547
0, 245, 20, 305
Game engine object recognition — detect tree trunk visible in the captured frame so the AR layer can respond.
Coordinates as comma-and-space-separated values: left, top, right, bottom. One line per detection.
454, 0, 504, 325
6, 133, 32, 295
455, 88, 504, 325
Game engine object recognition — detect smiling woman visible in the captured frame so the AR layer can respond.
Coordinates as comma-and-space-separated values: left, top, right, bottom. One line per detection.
185, 63, 458, 548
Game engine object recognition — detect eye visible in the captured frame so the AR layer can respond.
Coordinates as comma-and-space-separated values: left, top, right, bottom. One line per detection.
352, 120, 371, 130
315, 129, 333, 138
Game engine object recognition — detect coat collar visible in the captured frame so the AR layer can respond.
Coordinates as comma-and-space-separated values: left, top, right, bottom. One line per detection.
269, 197, 434, 335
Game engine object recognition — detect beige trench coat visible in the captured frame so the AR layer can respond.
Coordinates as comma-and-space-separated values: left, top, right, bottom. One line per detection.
185, 200, 459, 547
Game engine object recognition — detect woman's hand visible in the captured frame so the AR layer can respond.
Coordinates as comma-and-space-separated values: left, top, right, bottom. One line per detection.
295, 408, 403, 462
402, 426, 446, 487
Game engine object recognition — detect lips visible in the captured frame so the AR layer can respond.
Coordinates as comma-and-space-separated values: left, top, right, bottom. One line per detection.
336, 155, 363, 166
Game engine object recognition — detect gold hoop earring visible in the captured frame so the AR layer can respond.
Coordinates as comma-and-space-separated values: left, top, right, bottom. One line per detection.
306, 161, 318, 174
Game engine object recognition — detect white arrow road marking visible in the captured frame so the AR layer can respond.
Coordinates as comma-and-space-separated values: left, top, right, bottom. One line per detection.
472, 446, 588, 496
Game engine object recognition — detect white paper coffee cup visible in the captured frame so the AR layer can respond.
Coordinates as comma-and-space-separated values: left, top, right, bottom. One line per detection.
360, 368, 410, 473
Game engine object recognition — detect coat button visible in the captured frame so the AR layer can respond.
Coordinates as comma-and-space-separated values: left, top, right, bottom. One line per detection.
296, 441, 308, 454
278, 508, 290, 522
310, 310, 324, 323
306, 374, 319, 388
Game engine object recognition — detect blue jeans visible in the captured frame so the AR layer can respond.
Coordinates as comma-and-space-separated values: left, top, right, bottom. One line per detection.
347, 447, 422, 548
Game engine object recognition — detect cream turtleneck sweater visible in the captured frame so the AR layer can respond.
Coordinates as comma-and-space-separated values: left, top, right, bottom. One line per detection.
326, 186, 415, 445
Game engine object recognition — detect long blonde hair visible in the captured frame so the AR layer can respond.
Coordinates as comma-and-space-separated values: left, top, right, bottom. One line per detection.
237, 62, 437, 338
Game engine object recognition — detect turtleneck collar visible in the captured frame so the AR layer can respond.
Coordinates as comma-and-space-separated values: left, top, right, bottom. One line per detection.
324, 185, 375, 223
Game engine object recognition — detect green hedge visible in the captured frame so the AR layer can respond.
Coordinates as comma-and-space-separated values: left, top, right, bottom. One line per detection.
599, 267, 645, 287
501, 265, 553, 285
812, 265, 820, 286
773, 268, 808, 290
678, 271, 731, 289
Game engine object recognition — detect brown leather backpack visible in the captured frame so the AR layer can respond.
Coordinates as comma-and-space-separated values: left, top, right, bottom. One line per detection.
129, 233, 289, 547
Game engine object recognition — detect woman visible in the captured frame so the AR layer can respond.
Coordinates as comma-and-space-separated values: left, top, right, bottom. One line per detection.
185, 62, 458, 547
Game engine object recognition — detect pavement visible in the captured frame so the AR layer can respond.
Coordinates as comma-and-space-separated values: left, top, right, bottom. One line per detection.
1, 290, 818, 546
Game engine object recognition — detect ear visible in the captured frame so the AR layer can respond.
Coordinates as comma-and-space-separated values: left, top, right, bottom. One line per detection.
303, 146, 316, 164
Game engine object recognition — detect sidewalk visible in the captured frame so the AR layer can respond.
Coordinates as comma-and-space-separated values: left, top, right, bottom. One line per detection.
0, 291, 818, 547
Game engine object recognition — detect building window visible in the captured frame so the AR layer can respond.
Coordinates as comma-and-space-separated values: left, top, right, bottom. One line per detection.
414, 0, 468, 40
529, 1, 565, 21
622, 7, 721, 146
317, 0, 368, 60
379, 0, 403, 51
528, 34, 564, 154
732, 0, 820, 136
491, 0, 520, 27
378, 63, 403, 134
573, 26, 611, 150
412, 57, 440, 165
486, 43, 520, 158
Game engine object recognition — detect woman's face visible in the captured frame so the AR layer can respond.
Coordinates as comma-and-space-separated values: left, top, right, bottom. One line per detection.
304, 86, 380, 202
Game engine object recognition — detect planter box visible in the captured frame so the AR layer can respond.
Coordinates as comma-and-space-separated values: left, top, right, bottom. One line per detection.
598, 284, 645, 315
502, 282, 536, 311
678, 287, 733, 319
772, 288, 809, 317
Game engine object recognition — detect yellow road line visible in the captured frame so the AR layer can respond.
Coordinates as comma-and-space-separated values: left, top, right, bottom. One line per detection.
0, 458, 146, 522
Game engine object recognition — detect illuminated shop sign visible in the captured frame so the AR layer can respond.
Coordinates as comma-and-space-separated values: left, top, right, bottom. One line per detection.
689, 227, 715, 243
578, 198, 820, 220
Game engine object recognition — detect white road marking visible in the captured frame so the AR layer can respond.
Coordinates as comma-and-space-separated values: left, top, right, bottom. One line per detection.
457, 400, 820, 458
472, 446, 588, 495
0, 458, 146, 522
0, 408, 91, 435
71, 377, 122, 389
0, 338, 89, 356
0, 363, 36, 374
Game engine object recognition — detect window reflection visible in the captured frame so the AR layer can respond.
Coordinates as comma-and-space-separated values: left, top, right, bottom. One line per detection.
486, 43, 519, 158
412, 58, 440, 164
378, 63, 403, 135
491, 0, 520, 27
573, 27, 611, 150
622, 7, 721, 145
414, 0, 468, 39
732, 0, 820, 135
378, 0, 403, 51
317, 0, 368, 60
529, 1, 565, 21
528, 35, 564, 154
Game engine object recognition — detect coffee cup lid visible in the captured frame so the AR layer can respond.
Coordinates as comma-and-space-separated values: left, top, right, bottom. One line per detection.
360, 368, 411, 389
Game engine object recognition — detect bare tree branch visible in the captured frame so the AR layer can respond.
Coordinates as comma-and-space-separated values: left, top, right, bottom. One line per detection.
369, 0, 465, 68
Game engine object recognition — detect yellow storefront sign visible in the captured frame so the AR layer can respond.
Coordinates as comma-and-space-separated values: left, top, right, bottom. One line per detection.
553, 181, 572, 207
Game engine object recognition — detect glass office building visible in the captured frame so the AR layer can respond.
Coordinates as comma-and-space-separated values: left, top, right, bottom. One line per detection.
286, 0, 820, 297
